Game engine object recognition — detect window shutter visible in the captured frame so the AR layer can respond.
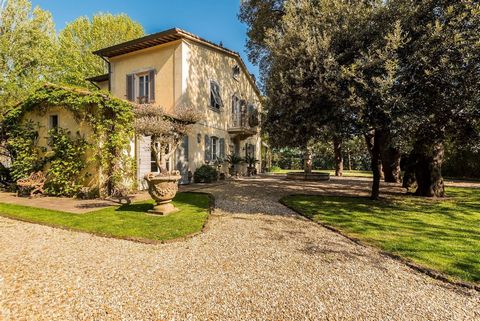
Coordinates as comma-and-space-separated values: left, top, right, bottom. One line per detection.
204, 135, 211, 162
126, 74, 134, 101
149, 69, 155, 102
219, 138, 225, 159
184, 135, 189, 160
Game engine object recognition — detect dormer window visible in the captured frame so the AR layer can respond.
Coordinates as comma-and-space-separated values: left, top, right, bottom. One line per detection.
232, 65, 240, 80
210, 80, 223, 110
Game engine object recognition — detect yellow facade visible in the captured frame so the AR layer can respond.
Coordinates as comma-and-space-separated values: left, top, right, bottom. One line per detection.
23, 30, 264, 190
106, 36, 263, 184
23, 106, 100, 188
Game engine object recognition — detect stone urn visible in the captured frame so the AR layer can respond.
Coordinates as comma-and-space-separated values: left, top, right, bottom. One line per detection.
145, 171, 182, 215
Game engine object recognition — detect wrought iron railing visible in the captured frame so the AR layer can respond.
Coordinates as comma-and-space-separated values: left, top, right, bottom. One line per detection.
231, 112, 248, 128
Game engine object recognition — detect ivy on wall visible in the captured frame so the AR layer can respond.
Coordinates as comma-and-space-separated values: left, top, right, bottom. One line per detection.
6, 121, 46, 181
44, 128, 88, 197
2, 83, 135, 196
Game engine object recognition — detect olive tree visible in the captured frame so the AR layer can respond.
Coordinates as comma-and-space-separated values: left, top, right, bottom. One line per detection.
133, 105, 200, 175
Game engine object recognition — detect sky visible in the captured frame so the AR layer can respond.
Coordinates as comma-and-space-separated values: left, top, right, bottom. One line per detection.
30, 0, 259, 78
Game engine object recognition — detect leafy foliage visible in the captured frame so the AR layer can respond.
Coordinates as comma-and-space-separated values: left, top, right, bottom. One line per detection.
2, 84, 135, 196
0, 0, 57, 112
57, 13, 144, 87
5, 121, 45, 180
134, 104, 200, 174
43, 128, 88, 197
193, 165, 218, 183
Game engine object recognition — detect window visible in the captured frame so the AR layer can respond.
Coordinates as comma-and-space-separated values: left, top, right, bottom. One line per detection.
205, 136, 225, 162
49, 115, 58, 130
126, 70, 155, 103
211, 137, 218, 160
232, 95, 241, 126
232, 65, 240, 80
138, 74, 150, 104
210, 80, 223, 109
246, 143, 255, 158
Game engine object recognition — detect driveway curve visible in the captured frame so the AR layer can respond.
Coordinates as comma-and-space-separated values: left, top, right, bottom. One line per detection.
0, 177, 478, 320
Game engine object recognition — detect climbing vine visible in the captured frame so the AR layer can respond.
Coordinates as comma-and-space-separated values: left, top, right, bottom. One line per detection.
2, 83, 135, 196
6, 121, 45, 181
44, 128, 88, 197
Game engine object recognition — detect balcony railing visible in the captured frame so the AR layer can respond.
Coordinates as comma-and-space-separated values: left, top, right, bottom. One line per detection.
231, 112, 248, 128
228, 112, 258, 139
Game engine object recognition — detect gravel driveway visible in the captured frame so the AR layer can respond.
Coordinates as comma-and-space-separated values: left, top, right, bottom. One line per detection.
0, 177, 479, 320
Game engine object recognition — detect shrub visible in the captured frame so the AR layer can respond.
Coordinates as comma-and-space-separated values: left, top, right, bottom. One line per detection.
194, 165, 218, 183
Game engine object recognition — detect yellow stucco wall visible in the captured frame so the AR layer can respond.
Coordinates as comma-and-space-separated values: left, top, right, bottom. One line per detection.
182, 40, 262, 174
24, 106, 100, 188
109, 41, 183, 114
97, 80, 109, 91
105, 37, 263, 181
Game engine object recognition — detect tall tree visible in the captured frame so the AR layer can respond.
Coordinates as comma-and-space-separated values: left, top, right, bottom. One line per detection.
0, 0, 57, 112
391, 0, 480, 197
261, 0, 372, 166
57, 13, 144, 87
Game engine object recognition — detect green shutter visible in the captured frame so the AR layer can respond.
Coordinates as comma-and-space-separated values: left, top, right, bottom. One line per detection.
126, 74, 134, 101
149, 69, 155, 102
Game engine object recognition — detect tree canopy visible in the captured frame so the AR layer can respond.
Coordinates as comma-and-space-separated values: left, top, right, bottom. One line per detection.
0, 0, 145, 113
242, 0, 480, 198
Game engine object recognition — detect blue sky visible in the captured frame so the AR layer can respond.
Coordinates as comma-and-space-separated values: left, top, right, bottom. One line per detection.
30, 0, 259, 78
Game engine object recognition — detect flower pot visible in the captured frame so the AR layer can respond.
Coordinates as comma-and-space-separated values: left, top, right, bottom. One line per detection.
144, 171, 181, 215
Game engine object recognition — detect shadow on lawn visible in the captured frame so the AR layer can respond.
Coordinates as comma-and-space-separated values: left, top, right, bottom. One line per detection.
116, 202, 154, 213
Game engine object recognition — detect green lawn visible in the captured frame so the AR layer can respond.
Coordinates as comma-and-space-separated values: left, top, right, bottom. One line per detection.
0, 192, 210, 242
269, 168, 373, 177
282, 187, 480, 283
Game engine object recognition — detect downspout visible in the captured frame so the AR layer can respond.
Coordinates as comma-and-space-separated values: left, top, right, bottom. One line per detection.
100, 56, 112, 92
88, 80, 100, 90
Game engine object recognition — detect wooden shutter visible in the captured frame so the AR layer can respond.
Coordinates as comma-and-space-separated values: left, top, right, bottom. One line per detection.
126, 74, 134, 101
149, 69, 155, 102
219, 138, 225, 159
204, 135, 211, 162
184, 135, 189, 160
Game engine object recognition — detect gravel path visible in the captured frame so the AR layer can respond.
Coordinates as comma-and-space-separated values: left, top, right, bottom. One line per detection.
0, 177, 479, 320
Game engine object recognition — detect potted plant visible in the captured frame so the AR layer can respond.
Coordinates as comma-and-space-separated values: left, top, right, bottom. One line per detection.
244, 155, 259, 176
225, 153, 243, 177
134, 105, 200, 215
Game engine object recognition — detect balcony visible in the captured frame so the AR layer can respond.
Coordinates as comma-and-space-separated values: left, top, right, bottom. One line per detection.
228, 112, 258, 140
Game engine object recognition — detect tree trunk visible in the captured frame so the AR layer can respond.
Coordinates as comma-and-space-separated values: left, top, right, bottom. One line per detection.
402, 151, 417, 192
347, 148, 352, 171
365, 131, 384, 179
381, 143, 402, 183
414, 143, 445, 197
333, 137, 343, 176
371, 129, 383, 200
304, 146, 313, 174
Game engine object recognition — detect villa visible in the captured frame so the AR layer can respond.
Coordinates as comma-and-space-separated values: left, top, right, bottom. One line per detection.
87, 28, 263, 187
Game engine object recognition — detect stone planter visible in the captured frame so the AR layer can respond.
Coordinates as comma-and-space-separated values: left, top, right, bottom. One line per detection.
145, 171, 181, 215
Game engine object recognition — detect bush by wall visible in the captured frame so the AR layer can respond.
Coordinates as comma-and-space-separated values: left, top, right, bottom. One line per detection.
194, 165, 218, 183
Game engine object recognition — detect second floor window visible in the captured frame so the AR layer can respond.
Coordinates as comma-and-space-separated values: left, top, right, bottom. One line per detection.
126, 70, 155, 103
138, 74, 150, 104
210, 80, 223, 110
